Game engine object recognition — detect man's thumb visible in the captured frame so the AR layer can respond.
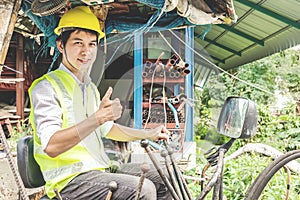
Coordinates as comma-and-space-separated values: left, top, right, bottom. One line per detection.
103, 87, 112, 100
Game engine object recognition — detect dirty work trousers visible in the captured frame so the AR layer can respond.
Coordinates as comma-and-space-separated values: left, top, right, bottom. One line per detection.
59, 162, 172, 200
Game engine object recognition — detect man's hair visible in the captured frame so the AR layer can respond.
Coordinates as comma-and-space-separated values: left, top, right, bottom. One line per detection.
58, 28, 99, 46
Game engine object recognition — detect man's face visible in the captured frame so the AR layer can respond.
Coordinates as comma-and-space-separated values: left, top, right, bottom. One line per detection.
59, 30, 98, 74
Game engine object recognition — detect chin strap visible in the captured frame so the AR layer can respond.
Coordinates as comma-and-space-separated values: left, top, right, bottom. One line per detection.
64, 47, 80, 70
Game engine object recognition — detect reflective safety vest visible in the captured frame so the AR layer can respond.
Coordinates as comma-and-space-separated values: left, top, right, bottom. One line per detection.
28, 69, 111, 198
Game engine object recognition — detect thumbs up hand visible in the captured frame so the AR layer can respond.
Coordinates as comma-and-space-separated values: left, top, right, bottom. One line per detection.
96, 87, 122, 125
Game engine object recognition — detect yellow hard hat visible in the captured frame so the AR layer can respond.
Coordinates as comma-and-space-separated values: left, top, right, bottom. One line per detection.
54, 6, 105, 39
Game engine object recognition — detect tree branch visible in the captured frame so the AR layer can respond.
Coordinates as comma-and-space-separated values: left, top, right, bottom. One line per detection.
225, 143, 300, 174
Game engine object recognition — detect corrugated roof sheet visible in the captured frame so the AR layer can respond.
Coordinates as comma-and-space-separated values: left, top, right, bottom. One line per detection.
198, 0, 300, 70
15, 0, 300, 84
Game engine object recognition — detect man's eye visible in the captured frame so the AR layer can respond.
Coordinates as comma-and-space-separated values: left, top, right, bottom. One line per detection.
74, 42, 83, 46
90, 43, 97, 47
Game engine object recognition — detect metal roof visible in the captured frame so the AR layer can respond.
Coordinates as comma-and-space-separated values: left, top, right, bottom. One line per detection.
12, 0, 300, 73
196, 0, 300, 70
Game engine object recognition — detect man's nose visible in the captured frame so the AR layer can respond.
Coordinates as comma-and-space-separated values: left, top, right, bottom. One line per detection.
81, 45, 91, 56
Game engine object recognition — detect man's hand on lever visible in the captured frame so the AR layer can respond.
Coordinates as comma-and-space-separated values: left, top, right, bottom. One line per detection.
150, 126, 170, 143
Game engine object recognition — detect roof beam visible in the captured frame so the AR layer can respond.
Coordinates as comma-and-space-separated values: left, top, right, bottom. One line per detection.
204, 36, 242, 56
210, 56, 225, 64
218, 24, 264, 46
235, 0, 300, 29
195, 55, 224, 66
195, 33, 242, 56
0, 0, 22, 64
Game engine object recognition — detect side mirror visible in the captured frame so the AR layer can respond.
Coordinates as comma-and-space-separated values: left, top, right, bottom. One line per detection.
217, 97, 258, 139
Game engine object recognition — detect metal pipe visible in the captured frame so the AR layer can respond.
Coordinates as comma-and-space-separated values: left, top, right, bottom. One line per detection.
155, 52, 165, 65
155, 62, 164, 72
168, 97, 180, 104
175, 60, 189, 70
169, 54, 180, 64
144, 61, 152, 69
160, 149, 183, 200
142, 71, 148, 77
180, 171, 194, 200
135, 162, 150, 200
169, 71, 176, 78
182, 69, 191, 75
177, 102, 185, 112
166, 58, 177, 68
180, 69, 190, 77
148, 69, 153, 74
164, 142, 190, 200
176, 67, 183, 73
151, 116, 157, 123
174, 72, 181, 78
140, 140, 180, 200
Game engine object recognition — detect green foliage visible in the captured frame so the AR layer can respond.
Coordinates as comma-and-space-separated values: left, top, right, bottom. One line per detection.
223, 154, 271, 199
253, 102, 300, 152
223, 154, 300, 200
190, 48, 300, 199
194, 49, 300, 148
7, 120, 31, 152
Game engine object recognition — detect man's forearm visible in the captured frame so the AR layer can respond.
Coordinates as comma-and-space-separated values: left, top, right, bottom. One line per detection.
106, 124, 163, 142
45, 113, 100, 157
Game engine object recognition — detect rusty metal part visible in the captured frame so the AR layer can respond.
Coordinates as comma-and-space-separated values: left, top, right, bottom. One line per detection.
134, 162, 151, 200
54, 188, 63, 200
0, 126, 29, 200
180, 173, 194, 200
169, 71, 176, 78
140, 139, 180, 200
197, 149, 225, 200
200, 163, 210, 191
177, 101, 186, 112
106, 181, 118, 200
174, 71, 181, 78
160, 149, 183, 200
164, 141, 192, 200
155, 62, 164, 72
154, 52, 165, 65
142, 71, 148, 77
181, 69, 190, 76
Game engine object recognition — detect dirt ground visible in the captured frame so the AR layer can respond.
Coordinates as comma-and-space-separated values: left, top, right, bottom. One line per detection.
0, 153, 44, 200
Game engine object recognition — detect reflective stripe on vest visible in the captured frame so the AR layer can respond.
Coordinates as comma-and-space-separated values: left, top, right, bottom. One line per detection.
28, 70, 110, 197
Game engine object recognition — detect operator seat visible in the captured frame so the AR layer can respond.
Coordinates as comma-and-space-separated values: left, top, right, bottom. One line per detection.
17, 135, 53, 200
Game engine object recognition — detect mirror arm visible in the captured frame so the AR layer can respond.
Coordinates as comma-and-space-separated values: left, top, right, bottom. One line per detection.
218, 138, 235, 153
205, 138, 235, 166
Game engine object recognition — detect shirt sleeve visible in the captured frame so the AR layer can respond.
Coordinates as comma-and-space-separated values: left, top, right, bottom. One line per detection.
31, 80, 63, 150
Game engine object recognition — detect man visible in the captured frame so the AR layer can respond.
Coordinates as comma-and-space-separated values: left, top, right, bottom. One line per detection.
29, 6, 171, 199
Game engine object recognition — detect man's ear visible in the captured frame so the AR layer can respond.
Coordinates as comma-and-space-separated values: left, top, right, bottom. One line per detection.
56, 40, 64, 53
